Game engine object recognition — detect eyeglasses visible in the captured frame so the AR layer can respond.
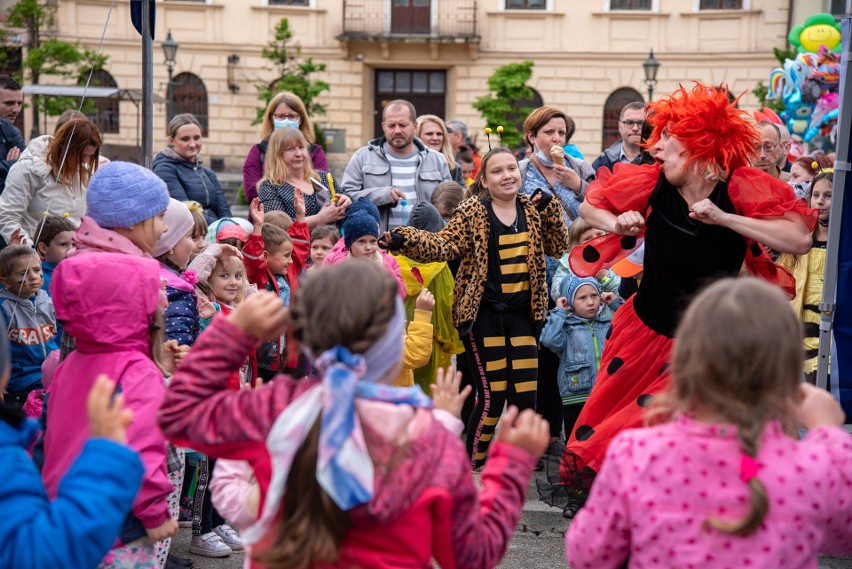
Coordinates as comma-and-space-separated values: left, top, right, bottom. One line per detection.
273, 113, 301, 122
620, 120, 644, 128
756, 142, 778, 153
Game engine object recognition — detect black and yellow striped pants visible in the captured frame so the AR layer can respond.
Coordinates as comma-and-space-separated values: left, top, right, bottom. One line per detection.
463, 303, 538, 468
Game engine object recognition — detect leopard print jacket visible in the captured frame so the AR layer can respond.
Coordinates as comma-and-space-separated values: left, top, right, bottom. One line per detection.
393, 194, 569, 334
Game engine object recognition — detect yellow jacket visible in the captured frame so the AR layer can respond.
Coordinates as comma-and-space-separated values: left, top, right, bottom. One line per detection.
393, 309, 434, 387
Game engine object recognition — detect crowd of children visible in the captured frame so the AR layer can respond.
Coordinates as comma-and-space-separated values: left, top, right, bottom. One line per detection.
1, 84, 851, 569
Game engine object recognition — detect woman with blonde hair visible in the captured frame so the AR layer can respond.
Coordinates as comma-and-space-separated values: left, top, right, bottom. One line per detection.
244, 92, 328, 204
258, 127, 350, 228
0, 116, 103, 245
416, 115, 466, 186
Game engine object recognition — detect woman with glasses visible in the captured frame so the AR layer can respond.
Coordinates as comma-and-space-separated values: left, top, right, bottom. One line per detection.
416, 115, 467, 186
243, 92, 328, 205
556, 84, 816, 517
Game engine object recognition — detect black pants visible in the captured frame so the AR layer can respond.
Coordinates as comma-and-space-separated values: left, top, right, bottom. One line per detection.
189, 456, 225, 535
562, 403, 584, 441
463, 305, 538, 468
536, 345, 564, 439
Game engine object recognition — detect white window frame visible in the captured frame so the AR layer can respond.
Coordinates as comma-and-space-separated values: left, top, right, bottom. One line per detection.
263, 0, 315, 7
828, 0, 852, 16
605, 0, 659, 11
692, 0, 749, 10
500, 0, 553, 11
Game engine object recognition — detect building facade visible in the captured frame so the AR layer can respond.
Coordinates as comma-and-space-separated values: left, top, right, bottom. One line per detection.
14, 0, 836, 173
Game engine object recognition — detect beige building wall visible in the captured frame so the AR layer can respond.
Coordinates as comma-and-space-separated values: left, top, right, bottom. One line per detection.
47, 0, 791, 174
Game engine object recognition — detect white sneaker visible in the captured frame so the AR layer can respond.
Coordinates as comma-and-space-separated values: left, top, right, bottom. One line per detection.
214, 524, 244, 552
189, 531, 232, 557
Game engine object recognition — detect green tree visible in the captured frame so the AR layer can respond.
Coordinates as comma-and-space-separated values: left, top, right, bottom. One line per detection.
0, 0, 107, 137
254, 17, 330, 141
473, 61, 536, 149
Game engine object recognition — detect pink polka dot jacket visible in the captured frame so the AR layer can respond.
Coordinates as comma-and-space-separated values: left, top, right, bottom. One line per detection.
566, 415, 852, 568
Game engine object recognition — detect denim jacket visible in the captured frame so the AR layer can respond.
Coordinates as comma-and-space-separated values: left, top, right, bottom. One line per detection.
539, 307, 611, 405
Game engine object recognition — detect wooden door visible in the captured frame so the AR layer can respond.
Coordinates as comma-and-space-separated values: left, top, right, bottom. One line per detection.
391, 0, 431, 34
374, 70, 446, 138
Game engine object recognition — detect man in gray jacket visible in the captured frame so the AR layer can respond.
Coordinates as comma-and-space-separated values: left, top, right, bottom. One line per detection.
341, 99, 451, 231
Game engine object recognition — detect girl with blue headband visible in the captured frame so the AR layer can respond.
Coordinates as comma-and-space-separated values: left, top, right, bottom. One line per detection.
159, 261, 548, 569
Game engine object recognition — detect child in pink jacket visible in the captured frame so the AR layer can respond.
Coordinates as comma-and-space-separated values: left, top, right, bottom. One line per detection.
159, 261, 548, 569
566, 278, 852, 569
43, 253, 177, 566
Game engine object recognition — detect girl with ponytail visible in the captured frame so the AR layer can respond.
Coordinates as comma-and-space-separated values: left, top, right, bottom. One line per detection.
566, 277, 852, 568
159, 260, 549, 569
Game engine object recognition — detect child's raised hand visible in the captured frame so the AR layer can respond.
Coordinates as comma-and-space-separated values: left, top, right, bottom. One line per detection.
219, 243, 243, 261
556, 297, 570, 310
228, 291, 289, 341
250, 198, 265, 227
794, 383, 845, 430
87, 375, 133, 444
415, 288, 435, 311
601, 292, 615, 305
197, 297, 217, 320
495, 406, 549, 457
9, 227, 27, 246
294, 188, 307, 223
431, 367, 472, 419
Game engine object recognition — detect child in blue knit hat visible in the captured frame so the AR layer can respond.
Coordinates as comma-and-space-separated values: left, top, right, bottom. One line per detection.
323, 198, 407, 297
539, 274, 621, 440
74, 161, 171, 257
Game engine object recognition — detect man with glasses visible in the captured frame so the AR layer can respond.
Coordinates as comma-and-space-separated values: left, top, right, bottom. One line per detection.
751, 121, 789, 181
592, 101, 646, 173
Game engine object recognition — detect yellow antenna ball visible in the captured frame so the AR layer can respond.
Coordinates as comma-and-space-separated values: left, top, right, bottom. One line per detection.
43, 211, 49, 217
812, 161, 819, 170
496, 126, 504, 133
484, 127, 492, 134
63, 212, 70, 218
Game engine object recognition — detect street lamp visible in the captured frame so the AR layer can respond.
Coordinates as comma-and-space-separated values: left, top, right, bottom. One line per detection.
162, 30, 179, 122
642, 49, 660, 102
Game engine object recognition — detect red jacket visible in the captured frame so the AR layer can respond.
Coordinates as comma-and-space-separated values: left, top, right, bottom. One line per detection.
158, 317, 537, 569
243, 221, 310, 369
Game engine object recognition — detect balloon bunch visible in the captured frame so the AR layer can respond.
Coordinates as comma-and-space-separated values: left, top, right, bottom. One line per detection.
766, 13, 842, 154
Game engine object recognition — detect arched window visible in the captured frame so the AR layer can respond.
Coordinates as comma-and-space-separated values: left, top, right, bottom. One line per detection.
168, 72, 208, 136
85, 69, 119, 134
601, 87, 644, 151
512, 87, 544, 139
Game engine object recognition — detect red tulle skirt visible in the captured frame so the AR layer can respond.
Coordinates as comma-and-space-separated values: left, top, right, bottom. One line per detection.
561, 296, 672, 487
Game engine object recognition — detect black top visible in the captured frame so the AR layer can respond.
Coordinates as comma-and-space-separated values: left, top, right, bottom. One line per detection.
633, 176, 747, 337
483, 199, 531, 310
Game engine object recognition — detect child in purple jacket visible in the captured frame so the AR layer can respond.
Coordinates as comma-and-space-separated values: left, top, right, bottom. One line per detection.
566, 278, 852, 569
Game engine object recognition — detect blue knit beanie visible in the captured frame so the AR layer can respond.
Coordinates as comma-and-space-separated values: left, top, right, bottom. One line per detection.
343, 211, 380, 249
559, 274, 601, 309
345, 197, 381, 225
87, 161, 170, 228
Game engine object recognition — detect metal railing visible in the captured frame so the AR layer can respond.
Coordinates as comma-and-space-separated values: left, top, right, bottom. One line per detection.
341, 0, 478, 39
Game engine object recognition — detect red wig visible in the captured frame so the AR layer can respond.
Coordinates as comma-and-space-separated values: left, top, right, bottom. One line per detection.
647, 83, 759, 178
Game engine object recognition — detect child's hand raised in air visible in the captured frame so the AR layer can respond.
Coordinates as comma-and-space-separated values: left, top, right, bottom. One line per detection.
495, 406, 549, 458
294, 188, 307, 223
795, 383, 845, 430
431, 366, 472, 419
601, 292, 615, 305
219, 243, 243, 261
228, 291, 289, 341
9, 227, 27, 246
415, 288, 435, 311
556, 297, 571, 311
162, 340, 191, 375
250, 198, 265, 230
87, 375, 133, 444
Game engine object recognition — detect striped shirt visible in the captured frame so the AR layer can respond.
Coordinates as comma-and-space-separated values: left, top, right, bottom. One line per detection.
385, 143, 419, 229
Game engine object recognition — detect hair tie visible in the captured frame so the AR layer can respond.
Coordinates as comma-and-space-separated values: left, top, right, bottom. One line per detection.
739, 455, 761, 483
